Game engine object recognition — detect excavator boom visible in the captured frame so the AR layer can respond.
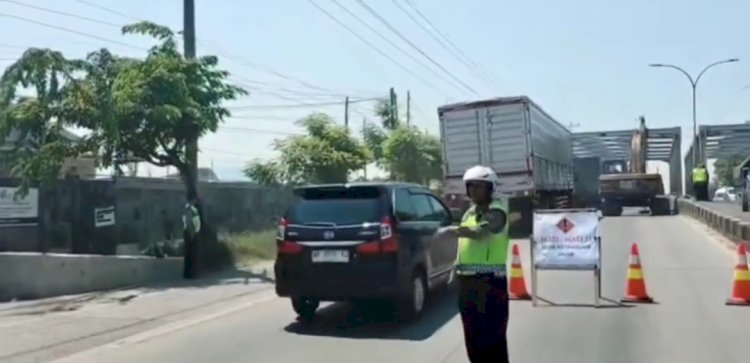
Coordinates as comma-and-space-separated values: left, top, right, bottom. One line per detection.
598, 115, 670, 216
629, 116, 648, 174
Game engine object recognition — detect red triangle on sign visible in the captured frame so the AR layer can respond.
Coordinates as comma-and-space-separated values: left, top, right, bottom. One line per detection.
556, 217, 575, 234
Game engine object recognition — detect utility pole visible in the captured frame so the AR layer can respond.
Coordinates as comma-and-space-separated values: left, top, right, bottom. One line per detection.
362, 118, 368, 180
406, 90, 411, 126
344, 96, 350, 130
184, 0, 197, 194
389, 87, 398, 128
183, 0, 199, 279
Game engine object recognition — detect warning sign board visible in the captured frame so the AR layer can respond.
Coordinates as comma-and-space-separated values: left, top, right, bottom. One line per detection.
532, 209, 600, 269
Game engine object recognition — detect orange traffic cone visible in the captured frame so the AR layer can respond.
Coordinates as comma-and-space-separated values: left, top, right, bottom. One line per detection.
621, 243, 655, 303
725, 243, 750, 306
509, 244, 531, 300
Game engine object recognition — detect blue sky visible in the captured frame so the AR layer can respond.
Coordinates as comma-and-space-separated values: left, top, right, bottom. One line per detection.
1, 0, 748, 184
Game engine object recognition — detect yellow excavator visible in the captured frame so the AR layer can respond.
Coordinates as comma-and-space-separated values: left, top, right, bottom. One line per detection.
598, 116, 672, 216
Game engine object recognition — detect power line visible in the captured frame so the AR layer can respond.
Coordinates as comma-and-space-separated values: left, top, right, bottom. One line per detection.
73, 0, 376, 98
0, 12, 145, 51
353, 0, 479, 96
389, 0, 500, 91
305, 0, 448, 95
0, 0, 122, 28
401, 0, 506, 89
228, 97, 378, 110
218, 126, 303, 136
74, 0, 141, 22
9, 1, 374, 103
199, 147, 269, 159
231, 78, 359, 101
329, 0, 464, 94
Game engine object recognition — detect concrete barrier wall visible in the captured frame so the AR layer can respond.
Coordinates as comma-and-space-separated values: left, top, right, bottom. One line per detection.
676, 198, 750, 243
0, 252, 182, 302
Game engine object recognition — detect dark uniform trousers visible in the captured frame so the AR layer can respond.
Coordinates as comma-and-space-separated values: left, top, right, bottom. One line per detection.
458, 274, 510, 363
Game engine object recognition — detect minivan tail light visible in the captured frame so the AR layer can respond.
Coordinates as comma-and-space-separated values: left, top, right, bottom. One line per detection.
278, 241, 303, 254
357, 217, 399, 254
277, 218, 303, 254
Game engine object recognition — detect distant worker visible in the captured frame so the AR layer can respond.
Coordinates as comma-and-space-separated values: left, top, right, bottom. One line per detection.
182, 190, 202, 279
692, 163, 709, 201
436, 165, 511, 363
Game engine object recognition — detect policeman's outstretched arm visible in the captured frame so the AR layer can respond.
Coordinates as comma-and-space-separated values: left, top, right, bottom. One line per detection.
456, 209, 507, 239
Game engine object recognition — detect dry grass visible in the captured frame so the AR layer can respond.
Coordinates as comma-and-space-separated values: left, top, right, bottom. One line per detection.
222, 230, 276, 264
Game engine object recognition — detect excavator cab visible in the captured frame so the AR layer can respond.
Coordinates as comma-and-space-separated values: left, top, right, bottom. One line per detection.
598, 116, 671, 217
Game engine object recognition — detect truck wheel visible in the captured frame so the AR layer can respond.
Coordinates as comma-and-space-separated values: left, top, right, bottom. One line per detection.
396, 271, 427, 323
291, 297, 320, 322
650, 199, 670, 216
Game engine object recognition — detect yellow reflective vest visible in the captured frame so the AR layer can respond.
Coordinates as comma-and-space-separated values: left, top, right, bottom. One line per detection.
692, 167, 708, 183
455, 199, 510, 276
182, 204, 201, 236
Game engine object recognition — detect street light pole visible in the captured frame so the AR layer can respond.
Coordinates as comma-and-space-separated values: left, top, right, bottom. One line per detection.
649, 58, 739, 167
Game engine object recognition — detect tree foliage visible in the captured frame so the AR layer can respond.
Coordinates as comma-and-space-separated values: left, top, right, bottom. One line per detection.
374, 98, 398, 130
0, 49, 93, 189
714, 155, 743, 186
0, 21, 246, 196
361, 96, 443, 185
381, 126, 442, 184
244, 113, 371, 185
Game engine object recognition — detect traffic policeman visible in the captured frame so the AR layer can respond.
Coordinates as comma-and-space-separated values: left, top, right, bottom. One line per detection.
437, 165, 511, 363
182, 191, 202, 279
692, 163, 709, 201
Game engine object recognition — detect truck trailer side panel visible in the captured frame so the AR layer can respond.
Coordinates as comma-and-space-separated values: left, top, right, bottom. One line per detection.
526, 103, 574, 191
439, 96, 573, 196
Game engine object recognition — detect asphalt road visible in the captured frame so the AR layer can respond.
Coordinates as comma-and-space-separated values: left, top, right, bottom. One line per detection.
50, 212, 750, 363
698, 200, 749, 222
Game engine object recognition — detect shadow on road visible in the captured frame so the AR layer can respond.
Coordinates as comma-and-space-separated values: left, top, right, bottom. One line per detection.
283, 286, 460, 341
533, 296, 635, 309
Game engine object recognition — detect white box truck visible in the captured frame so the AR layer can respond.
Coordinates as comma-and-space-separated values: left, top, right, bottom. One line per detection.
438, 96, 575, 233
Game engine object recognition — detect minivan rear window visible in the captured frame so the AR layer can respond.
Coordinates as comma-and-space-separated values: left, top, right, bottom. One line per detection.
290, 186, 382, 225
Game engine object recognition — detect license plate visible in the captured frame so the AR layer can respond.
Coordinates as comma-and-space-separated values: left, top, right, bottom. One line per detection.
620, 180, 636, 189
311, 250, 350, 263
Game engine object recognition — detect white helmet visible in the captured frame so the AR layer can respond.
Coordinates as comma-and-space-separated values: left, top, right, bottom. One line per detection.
462, 165, 499, 190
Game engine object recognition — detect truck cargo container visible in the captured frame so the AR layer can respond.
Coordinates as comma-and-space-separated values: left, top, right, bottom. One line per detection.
437, 96, 574, 234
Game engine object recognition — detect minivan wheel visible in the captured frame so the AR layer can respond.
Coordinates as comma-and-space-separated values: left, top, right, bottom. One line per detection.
396, 272, 426, 322
291, 297, 319, 321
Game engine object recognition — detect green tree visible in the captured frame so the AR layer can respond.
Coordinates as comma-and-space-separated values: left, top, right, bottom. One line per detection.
714, 155, 743, 186
1, 22, 245, 198
83, 22, 245, 196
244, 113, 371, 185
244, 159, 283, 186
361, 121, 388, 165
1, 22, 245, 273
0, 49, 94, 191
381, 126, 442, 184
374, 98, 398, 130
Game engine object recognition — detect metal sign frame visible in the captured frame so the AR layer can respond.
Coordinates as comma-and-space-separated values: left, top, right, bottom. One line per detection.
529, 208, 602, 307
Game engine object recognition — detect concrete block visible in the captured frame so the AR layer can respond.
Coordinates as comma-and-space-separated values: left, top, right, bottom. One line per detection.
0, 252, 182, 302
678, 198, 746, 246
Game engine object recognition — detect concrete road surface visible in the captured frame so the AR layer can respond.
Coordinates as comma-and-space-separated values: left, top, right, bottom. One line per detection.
40, 213, 750, 363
